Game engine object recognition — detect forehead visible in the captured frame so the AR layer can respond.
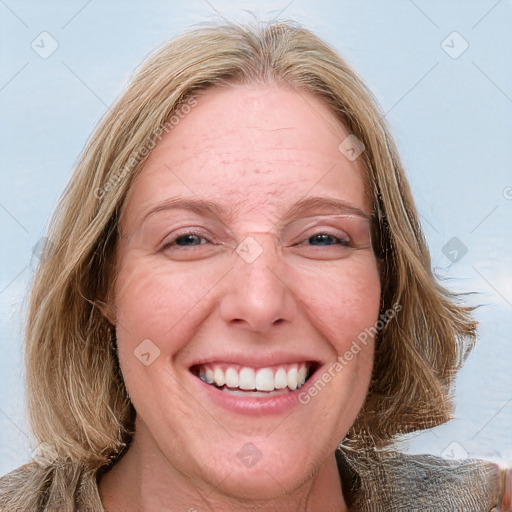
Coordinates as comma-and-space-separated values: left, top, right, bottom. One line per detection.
120, 84, 368, 230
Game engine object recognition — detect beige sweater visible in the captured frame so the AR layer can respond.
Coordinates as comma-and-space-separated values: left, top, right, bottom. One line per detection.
0, 449, 509, 511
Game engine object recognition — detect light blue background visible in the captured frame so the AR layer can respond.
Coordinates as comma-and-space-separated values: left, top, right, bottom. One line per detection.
1, 0, 511, 475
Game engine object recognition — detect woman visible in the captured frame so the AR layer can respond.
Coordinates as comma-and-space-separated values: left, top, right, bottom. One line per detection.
0, 20, 509, 511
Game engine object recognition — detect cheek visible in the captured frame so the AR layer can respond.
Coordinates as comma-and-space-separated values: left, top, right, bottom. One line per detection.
114, 254, 223, 343
289, 255, 380, 437
293, 254, 381, 353
112, 255, 222, 392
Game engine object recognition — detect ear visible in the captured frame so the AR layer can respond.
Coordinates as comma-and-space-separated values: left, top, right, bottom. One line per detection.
96, 298, 117, 326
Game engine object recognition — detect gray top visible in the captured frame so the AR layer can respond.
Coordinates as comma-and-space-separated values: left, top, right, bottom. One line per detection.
336, 448, 507, 511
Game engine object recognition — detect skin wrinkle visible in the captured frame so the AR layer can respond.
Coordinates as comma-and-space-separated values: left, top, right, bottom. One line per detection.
129, 197, 370, 247
99, 84, 380, 512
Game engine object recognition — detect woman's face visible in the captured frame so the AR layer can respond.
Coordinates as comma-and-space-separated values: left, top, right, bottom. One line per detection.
113, 84, 381, 499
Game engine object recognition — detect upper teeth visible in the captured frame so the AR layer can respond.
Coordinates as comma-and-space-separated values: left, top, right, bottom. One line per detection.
199, 363, 309, 392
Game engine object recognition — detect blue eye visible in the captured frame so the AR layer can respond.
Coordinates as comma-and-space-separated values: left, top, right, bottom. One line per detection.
175, 234, 204, 246
161, 232, 210, 251
308, 233, 349, 246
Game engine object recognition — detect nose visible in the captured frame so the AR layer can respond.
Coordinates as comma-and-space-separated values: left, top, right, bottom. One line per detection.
218, 235, 297, 333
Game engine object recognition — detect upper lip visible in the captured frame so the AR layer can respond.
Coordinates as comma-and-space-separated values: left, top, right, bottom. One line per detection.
188, 351, 324, 370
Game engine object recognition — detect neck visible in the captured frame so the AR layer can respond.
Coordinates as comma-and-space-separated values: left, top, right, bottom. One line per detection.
99, 427, 347, 512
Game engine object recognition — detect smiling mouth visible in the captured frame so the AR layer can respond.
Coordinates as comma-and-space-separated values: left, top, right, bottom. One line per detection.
190, 362, 319, 395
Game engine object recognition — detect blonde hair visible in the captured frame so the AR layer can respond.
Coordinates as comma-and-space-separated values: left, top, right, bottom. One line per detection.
1, 19, 476, 508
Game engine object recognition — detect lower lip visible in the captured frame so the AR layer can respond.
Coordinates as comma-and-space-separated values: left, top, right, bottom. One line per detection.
190, 369, 320, 416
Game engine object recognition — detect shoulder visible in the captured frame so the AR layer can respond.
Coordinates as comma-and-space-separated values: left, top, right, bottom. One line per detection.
337, 447, 506, 511
0, 462, 47, 511
0, 461, 103, 512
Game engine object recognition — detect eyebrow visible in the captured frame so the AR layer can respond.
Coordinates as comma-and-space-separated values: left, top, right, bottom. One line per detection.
139, 197, 241, 227
138, 195, 371, 229
281, 196, 371, 222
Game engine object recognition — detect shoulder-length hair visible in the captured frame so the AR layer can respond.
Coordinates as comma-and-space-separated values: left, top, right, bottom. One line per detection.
24, 20, 476, 469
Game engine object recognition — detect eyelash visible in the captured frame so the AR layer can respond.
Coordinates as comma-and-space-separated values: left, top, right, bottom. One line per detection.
160, 230, 351, 251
